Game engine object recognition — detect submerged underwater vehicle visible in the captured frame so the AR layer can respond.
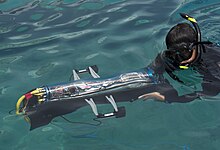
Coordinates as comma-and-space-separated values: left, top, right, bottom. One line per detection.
16, 13, 207, 130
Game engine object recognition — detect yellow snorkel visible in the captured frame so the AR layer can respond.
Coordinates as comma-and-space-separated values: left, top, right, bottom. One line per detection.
179, 13, 201, 69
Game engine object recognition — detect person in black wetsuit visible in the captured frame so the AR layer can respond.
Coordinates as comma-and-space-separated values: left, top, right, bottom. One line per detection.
139, 17, 220, 103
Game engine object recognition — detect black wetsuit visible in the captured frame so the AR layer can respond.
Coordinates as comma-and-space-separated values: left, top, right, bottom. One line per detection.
149, 44, 220, 103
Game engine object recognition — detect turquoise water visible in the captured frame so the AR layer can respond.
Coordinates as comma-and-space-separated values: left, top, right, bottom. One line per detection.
1, 0, 220, 149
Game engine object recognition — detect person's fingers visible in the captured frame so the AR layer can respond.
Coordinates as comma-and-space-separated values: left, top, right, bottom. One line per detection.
138, 94, 150, 100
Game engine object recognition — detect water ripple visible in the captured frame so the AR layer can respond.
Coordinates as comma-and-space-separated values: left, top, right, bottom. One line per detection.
0, 29, 96, 51
0, 56, 22, 64
4, 0, 41, 15
0, 35, 58, 51
34, 13, 63, 27
8, 34, 32, 40
28, 62, 59, 78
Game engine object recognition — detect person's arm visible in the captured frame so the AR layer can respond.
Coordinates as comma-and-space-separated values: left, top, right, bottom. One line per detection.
138, 82, 200, 103
163, 89, 200, 103
143, 53, 201, 103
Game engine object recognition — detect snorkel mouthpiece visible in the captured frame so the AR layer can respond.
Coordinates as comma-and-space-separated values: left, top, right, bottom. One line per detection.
179, 65, 189, 70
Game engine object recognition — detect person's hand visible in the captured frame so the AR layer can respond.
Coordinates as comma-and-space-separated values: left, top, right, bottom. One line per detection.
138, 92, 165, 101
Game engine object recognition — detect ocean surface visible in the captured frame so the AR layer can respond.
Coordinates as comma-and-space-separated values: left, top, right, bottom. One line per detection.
0, 0, 220, 150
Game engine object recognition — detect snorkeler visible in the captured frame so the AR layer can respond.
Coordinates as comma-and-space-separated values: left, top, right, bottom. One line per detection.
16, 13, 220, 130
139, 13, 220, 103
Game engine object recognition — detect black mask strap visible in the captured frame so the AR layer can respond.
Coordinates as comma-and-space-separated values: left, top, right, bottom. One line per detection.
189, 41, 213, 53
